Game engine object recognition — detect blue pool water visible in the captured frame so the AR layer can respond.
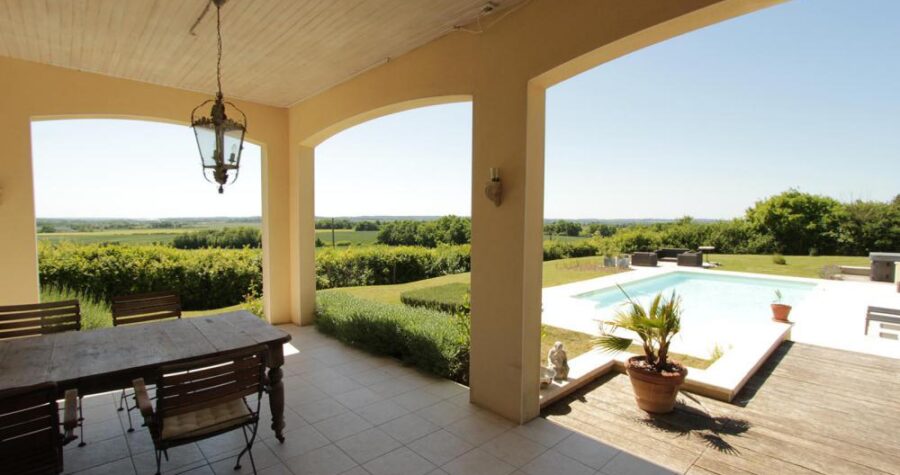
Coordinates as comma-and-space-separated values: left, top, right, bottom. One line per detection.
576, 272, 817, 329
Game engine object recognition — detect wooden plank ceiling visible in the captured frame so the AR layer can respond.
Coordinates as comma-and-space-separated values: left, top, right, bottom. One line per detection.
0, 0, 523, 107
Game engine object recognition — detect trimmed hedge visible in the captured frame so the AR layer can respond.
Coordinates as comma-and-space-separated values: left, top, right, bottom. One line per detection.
542, 239, 601, 261
38, 242, 262, 310
315, 291, 470, 384
315, 245, 470, 289
400, 283, 470, 314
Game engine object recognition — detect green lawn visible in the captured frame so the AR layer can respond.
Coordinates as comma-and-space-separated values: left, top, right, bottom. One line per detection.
709, 254, 869, 279
326, 255, 626, 305
326, 256, 627, 362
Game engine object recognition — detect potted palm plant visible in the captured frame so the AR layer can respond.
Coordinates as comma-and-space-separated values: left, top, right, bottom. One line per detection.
771, 289, 792, 322
596, 289, 687, 413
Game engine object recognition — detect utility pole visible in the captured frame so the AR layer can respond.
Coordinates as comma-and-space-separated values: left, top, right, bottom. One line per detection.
331, 217, 336, 248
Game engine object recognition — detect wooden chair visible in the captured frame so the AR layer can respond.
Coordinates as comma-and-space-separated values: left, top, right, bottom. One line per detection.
133, 346, 268, 475
111, 291, 182, 327
0, 382, 79, 474
0, 301, 85, 446
111, 291, 182, 431
865, 306, 900, 336
0, 300, 81, 340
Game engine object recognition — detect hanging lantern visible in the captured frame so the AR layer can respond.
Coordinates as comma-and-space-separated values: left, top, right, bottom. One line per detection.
191, 0, 246, 194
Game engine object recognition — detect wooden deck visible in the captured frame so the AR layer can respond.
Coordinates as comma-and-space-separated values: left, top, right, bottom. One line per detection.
543, 342, 900, 474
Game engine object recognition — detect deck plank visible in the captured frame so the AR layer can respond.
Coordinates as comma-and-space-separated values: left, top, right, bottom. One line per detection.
543, 342, 900, 474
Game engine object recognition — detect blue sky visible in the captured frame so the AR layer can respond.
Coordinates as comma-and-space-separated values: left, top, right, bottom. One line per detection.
32, 0, 899, 220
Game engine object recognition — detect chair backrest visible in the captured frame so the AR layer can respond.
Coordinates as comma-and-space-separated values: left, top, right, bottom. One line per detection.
0, 382, 62, 474
0, 300, 81, 341
155, 346, 268, 422
111, 291, 182, 326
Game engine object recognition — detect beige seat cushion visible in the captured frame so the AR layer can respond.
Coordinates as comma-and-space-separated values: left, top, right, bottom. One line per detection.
161, 399, 251, 441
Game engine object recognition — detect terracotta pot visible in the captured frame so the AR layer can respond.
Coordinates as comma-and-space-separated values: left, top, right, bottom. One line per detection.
771, 303, 792, 322
625, 356, 687, 414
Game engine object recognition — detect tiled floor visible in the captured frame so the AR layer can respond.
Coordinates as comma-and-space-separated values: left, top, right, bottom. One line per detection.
64, 324, 672, 475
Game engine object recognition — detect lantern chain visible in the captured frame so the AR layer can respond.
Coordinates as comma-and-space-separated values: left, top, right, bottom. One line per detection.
216, 1, 222, 96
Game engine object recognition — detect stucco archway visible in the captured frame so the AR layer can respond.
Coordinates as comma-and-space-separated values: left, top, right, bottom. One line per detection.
288, 95, 474, 326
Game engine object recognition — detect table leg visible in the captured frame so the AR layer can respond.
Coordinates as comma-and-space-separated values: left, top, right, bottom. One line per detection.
268, 345, 286, 443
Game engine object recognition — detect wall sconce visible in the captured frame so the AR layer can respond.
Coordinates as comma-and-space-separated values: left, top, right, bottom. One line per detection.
484, 167, 502, 207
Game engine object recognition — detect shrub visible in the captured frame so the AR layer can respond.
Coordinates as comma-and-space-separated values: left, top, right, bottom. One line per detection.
746, 189, 846, 255
839, 198, 900, 255
316, 292, 469, 384
315, 245, 470, 289
354, 221, 380, 231
772, 253, 787, 265
610, 228, 663, 253
377, 216, 471, 247
544, 220, 582, 237
172, 226, 261, 249
38, 242, 262, 310
400, 283, 470, 314
542, 239, 601, 261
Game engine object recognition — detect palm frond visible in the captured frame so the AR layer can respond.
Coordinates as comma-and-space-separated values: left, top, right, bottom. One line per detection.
594, 334, 633, 353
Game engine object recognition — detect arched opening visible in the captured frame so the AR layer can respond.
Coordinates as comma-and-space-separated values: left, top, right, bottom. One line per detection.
30, 117, 266, 327
299, 101, 474, 385
535, 0, 900, 457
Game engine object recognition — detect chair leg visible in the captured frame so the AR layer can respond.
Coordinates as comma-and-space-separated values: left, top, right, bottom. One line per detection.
155, 449, 162, 475
118, 388, 126, 411
125, 394, 135, 433
77, 396, 86, 447
235, 423, 260, 473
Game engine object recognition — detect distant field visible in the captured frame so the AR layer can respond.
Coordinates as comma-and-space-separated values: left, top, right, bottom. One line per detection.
315, 229, 379, 247
38, 229, 194, 245
543, 234, 591, 242
38, 226, 381, 247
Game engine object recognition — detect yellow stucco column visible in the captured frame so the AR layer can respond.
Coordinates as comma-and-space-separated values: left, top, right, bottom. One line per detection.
290, 145, 317, 325
469, 80, 546, 423
0, 110, 39, 305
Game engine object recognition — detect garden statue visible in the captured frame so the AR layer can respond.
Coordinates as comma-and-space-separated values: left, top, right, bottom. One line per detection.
548, 341, 569, 381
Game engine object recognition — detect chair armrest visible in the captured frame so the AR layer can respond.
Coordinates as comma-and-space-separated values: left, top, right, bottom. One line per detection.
62, 389, 78, 444
132, 378, 154, 419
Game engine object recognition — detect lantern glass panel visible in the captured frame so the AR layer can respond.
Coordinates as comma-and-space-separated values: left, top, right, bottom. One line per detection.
223, 127, 244, 168
193, 122, 218, 168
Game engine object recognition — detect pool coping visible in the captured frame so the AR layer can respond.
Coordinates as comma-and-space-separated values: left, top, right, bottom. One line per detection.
540, 265, 803, 405
539, 322, 791, 406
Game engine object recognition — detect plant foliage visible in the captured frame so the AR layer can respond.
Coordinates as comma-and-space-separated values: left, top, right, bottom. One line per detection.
315, 291, 470, 384
595, 288, 683, 372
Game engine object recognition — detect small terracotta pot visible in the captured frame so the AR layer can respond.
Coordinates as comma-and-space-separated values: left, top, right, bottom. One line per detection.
625, 356, 687, 414
771, 303, 792, 322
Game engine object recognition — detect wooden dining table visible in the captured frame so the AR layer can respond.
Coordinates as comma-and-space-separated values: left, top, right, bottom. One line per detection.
0, 311, 292, 442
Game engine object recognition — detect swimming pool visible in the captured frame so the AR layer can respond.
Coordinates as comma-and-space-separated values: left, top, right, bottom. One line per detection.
575, 272, 817, 349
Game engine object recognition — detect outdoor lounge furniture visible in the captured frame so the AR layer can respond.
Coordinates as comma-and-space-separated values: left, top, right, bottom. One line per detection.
0, 300, 86, 445
0, 312, 291, 445
677, 251, 704, 267
656, 248, 690, 262
864, 306, 900, 336
0, 382, 78, 474
631, 252, 658, 267
133, 345, 268, 475
869, 252, 900, 282
111, 291, 182, 432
